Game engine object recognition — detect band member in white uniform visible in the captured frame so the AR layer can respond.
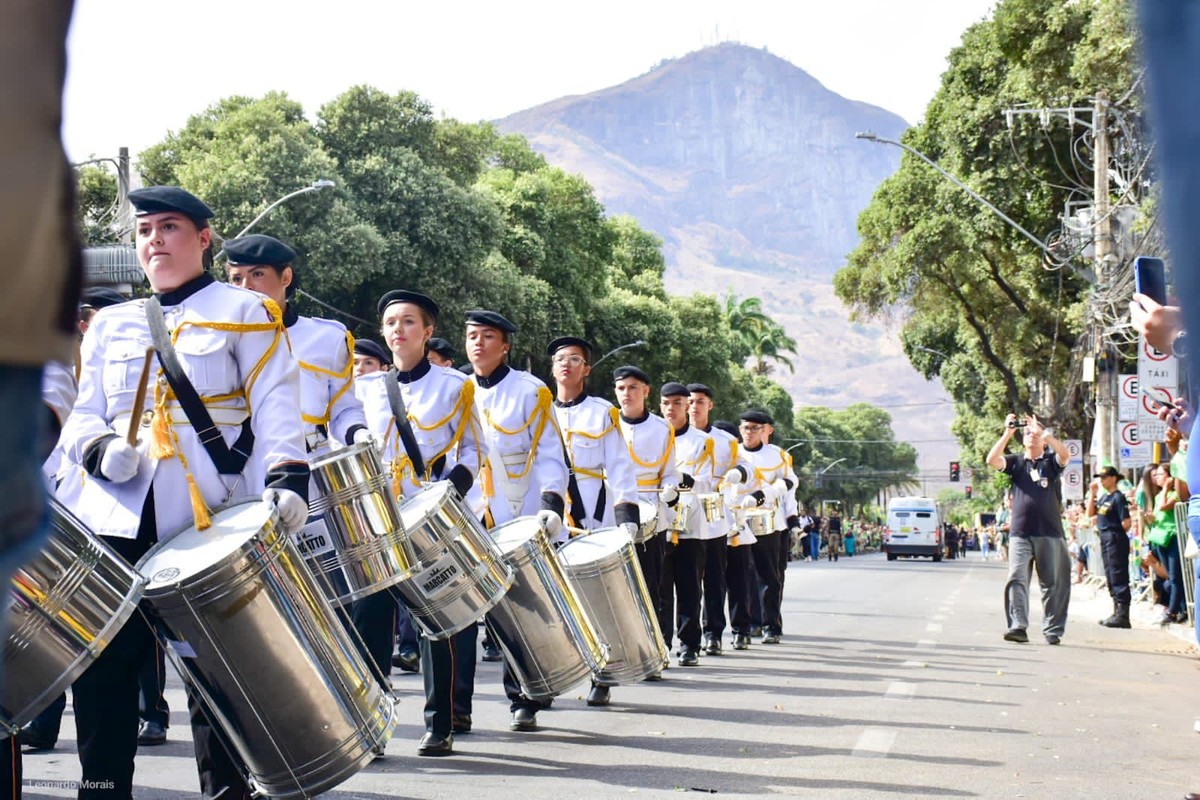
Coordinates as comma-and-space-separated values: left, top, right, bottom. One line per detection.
357, 290, 484, 756
56, 187, 309, 799
426, 337, 455, 368
687, 384, 740, 655
729, 409, 798, 644
614, 365, 680, 676
461, 310, 568, 732
547, 336, 640, 706
710, 419, 756, 649
353, 338, 390, 377
658, 382, 713, 667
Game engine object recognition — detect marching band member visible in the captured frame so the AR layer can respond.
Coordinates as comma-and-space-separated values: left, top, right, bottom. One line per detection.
659, 382, 713, 667
548, 336, 640, 706
463, 310, 568, 732
687, 384, 739, 655
426, 337, 456, 368
711, 418, 756, 650
357, 290, 484, 756
614, 365, 679, 676
353, 338, 390, 377
730, 409, 798, 645
57, 187, 309, 799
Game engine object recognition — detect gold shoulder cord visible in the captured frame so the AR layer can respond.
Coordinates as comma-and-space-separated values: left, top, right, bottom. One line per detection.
297, 329, 355, 427
564, 405, 618, 481
483, 384, 553, 482
149, 296, 286, 531
390, 378, 478, 495
627, 423, 673, 488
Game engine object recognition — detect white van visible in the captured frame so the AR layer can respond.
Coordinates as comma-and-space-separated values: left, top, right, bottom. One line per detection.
884, 497, 942, 561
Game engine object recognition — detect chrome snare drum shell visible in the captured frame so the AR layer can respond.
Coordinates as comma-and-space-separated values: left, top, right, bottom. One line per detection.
3, 499, 145, 733
139, 500, 396, 799
745, 509, 775, 538
697, 492, 724, 523
633, 499, 658, 544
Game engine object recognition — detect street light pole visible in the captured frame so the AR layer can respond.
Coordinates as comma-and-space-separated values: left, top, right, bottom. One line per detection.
232, 179, 336, 240
592, 340, 647, 369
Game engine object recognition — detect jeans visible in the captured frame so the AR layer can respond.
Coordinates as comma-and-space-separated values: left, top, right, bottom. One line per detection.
1152, 539, 1186, 615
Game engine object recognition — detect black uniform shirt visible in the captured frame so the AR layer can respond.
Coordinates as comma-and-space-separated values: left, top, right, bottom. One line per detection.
1094, 489, 1130, 536
1003, 451, 1065, 538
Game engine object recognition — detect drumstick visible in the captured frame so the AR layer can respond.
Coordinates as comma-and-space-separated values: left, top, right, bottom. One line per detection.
126, 347, 156, 446
567, 525, 589, 538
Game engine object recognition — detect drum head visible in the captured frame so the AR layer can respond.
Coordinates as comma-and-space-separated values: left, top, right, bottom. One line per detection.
489, 517, 542, 557
397, 481, 452, 529
557, 527, 632, 566
139, 501, 273, 588
637, 499, 657, 523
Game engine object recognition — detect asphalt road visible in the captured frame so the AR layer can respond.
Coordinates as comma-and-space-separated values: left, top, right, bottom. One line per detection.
19, 550, 1200, 799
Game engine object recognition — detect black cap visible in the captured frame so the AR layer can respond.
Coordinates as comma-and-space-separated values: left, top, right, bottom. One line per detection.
612, 365, 650, 385
686, 383, 713, 398
79, 286, 127, 310
378, 290, 440, 320
713, 419, 741, 441
458, 362, 475, 375
224, 234, 297, 268
353, 338, 390, 364
127, 186, 213, 221
465, 309, 517, 334
546, 336, 593, 357
427, 337, 454, 359
661, 381, 689, 398
739, 409, 774, 426
1097, 465, 1121, 479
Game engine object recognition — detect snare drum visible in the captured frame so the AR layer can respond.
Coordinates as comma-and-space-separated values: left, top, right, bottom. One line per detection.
302, 441, 415, 605
745, 509, 776, 538
666, 493, 695, 533
139, 500, 396, 799
395, 482, 513, 639
633, 499, 658, 544
697, 492, 724, 523
3, 499, 145, 733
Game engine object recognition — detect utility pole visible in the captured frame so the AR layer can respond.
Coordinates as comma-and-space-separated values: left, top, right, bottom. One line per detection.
1092, 92, 1117, 469
117, 146, 132, 244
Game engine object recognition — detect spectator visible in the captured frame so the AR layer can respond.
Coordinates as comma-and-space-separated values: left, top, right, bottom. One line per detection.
1146, 462, 1186, 623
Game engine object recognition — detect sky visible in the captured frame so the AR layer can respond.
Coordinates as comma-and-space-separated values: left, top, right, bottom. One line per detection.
63, 0, 998, 164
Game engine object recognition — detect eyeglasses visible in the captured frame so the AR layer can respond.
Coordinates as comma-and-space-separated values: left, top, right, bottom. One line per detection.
552, 355, 587, 366
740, 424, 765, 433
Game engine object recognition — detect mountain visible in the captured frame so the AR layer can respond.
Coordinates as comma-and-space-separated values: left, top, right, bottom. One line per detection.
496, 43, 957, 483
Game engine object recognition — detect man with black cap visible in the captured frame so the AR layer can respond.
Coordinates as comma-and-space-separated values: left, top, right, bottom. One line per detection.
461, 309, 568, 732
614, 365, 680, 673
1088, 465, 1133, 629
730, 409, 799, 645
426, 337, 456, 368
660, 382, 714, 666
56, 186, 310, 799
353, 338, 390, 377
688, 385, 741, 655
548, 336, 640, 705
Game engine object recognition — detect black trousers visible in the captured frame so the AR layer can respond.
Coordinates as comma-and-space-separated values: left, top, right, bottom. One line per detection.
725, 544, 752, 634
751, 533, 783, 635
1099, 529, 1132, 605
747, 544, 763, 628
24, 691, 66, 743
139, 639, 170, 727
777, 530, 791, 590
187, 690, 252, 800
701, 538, 728, 639
660, 538, 703, 650
636, 532, 665, 619
348, 589, 397, 687
420, 623, 478, 737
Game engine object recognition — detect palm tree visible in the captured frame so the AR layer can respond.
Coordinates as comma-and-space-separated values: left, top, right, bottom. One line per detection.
748, 320, 798, 375
725, 293, 797, 374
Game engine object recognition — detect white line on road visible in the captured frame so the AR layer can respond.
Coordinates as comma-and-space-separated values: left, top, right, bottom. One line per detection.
932, 613, 947, 620
853, 727, 898, 758
885, 681, 916, 699
915, 638, 937, 648
926, 623, 943, 633
901, 660, 926, 667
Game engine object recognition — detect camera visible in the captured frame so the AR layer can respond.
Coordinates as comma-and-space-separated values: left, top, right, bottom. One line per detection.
1006, 417, 1028, 429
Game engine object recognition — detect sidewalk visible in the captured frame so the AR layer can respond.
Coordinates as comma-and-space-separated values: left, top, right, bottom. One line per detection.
1068, 574, 1199, 651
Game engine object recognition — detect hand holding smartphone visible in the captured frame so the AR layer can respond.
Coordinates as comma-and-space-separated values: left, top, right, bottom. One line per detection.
1145, 385, 1176, 410
1135, 256, 1167, 307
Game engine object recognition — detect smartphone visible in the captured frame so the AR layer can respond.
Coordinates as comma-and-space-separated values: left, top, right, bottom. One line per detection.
1135, 256, 1167, 306
1145, 385, 1176, 410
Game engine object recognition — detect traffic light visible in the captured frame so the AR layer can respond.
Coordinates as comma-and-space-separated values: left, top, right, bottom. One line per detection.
965, 485, 973, 499
949, 461, 960, 482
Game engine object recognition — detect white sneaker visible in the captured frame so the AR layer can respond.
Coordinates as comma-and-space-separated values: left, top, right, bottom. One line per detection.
1193, 719, 1200, 734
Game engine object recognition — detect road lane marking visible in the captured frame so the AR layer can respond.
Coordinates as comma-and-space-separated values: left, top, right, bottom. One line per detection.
915, 638, 937, 648
853, 728, 898, 758
933, 613, 947, 620
926, 623, 943, 633
886, 681, 916, 699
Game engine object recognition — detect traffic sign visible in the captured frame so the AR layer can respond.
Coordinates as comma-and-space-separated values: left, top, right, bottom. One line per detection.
1119, 374, 1139, 422
1138, 337, 1178, 392
1062, 464, 1084, 501
1119, 422, 1151, 468
1064, 438, 1083, 465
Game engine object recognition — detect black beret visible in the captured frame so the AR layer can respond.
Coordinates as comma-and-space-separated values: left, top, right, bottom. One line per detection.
224, 234, 297, 268
739, 409, 774, 426
353, 338, 390, 364
378, 290, 440, 320
546, 336, 593, 357
660, 382, 690, 398
686, 383, 713, 398
427, 337, 454, 358
713, 419, 741, 441
127, 186, 213, 221
465, 309, 517, 334
79, 286, 128, 310
612, 365, 650, 385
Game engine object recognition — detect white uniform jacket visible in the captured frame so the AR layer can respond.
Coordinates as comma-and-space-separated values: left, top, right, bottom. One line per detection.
736, 442, 799, 533
618, 412, 679, 535
554, 394, 639, 532
703, 424, 739, 540
466, 365, 568, 536
58, 275, 308, 542
358, 361, 484, 501
42, 360, 77, 483
285, 311, 367, 451
671, 424, 716, 541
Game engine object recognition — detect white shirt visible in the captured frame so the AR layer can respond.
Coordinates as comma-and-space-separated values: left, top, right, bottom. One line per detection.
286, 313, 367, 449
554, 393, 639, 531
671, 423, 716, 540
618, 411, 679, 535
738, 442, 799, 532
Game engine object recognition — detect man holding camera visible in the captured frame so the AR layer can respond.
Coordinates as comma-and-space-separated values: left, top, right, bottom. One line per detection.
986, 413, 1071, 644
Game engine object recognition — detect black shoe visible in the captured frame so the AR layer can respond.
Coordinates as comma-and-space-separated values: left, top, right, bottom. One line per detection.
510, 708, 538, 731
761, 632, 781, 644
392, 648, 420, 673
733, 634, 751, 650
643, 672, 663, 682
482, 644, 503, 663
587, 685, 611, 706
704, 638, 723, 656
537, 696, 554, 709
679, 648, 700, 667
1003, 628, 1029, 643
1044, 633, 1061, 645
451, 714, 472, 733
137, 720, 167, 746
417, 732, 453, 756
749, 625, 763, 638
18, 725, 56, 751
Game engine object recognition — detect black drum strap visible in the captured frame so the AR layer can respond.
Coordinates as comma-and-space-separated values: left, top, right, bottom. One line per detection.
385, 370, 427, 478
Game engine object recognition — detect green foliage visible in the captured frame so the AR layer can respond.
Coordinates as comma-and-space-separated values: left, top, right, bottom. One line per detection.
75, 165, 120, 244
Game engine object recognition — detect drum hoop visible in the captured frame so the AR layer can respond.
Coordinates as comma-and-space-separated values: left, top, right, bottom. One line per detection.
308, 472, 390, 516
